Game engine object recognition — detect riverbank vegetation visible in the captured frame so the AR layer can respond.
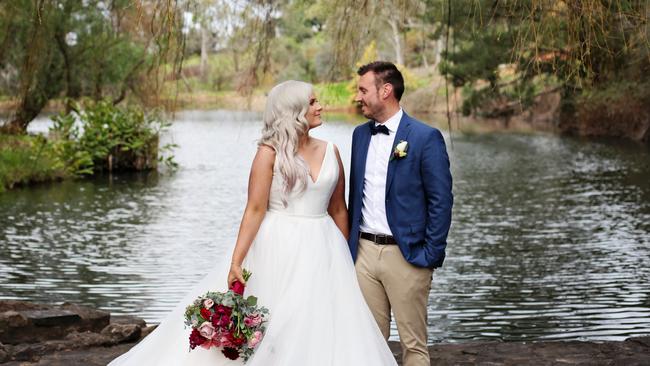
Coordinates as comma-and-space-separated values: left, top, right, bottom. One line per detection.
2, 1, 647, 133
0, 134, 65, 192
0, 101, 174, 192
0, 1, 648, 190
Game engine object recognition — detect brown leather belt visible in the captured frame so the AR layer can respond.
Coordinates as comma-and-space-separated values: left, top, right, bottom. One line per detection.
360, 232, 397, 245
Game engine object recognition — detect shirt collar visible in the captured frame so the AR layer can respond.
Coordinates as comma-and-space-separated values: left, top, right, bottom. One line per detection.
375, 108, 403, 133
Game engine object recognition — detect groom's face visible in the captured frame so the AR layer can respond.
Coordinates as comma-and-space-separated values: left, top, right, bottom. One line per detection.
355, 72, 384, 120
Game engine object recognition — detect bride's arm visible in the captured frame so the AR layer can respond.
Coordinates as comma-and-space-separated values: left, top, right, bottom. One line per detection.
228, 145, 275, 286
328, 145, 349, 240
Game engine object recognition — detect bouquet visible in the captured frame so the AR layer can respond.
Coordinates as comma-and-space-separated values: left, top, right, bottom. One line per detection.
184, 269, 269, 362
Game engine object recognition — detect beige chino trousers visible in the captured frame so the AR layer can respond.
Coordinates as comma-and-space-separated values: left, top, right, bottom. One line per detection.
355, 238, 434, 366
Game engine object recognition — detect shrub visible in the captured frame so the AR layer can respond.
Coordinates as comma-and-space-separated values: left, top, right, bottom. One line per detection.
50, 100, 176, 176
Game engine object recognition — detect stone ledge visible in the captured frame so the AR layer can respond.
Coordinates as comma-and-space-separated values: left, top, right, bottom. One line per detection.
0, 301, 146, 364
0, 301, 110, 345
1, 301, 649, 365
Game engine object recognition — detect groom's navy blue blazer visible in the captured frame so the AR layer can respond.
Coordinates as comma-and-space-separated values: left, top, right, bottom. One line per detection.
348, 112, 453, 269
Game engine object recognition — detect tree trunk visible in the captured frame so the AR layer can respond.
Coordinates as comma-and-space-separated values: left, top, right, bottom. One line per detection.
388, 17, 404, 65
1, 1, 62, 134
54, 31, 80, 113
1, 93, 49, 134
435, 38, 444, 66
232, 48, 239, 72
200, 24, 210, 83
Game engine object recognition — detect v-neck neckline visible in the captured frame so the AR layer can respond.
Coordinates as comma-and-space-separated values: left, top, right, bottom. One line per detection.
300, 142, 330, 185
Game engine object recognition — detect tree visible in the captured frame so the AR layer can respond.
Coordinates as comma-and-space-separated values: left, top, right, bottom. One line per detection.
428, 0, 649, 117
0, 0, 185, 134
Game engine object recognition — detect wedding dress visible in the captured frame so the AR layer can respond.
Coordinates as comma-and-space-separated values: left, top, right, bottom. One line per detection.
109, 141, 398, 366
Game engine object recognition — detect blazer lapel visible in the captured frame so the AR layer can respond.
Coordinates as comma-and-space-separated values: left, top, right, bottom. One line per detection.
386, 114, 412, 196
354, 121, 373, 195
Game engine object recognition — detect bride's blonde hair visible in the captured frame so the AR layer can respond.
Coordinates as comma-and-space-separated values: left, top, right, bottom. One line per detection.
259, 80, 312, 205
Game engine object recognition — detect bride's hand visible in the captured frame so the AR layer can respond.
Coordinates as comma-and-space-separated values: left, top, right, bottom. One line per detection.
227, 263, 246, 288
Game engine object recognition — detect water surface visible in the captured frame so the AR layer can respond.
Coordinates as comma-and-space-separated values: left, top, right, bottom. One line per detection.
1, 110, 649, 343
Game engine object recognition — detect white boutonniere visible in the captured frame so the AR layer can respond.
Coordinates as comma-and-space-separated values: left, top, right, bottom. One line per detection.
390, 140, 408, 161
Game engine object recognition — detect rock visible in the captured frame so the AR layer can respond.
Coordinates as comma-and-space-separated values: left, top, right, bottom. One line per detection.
1, 300, 649, 366
626, 336, 650, 348
0, 301, 47, 313
0, 301, 149, 364
0, 342, 7, 363
100, 324, 142, 344
19, 310, 80, 327
0, 342, 135, 366
0, 301, 110, 345
64, 331, 116, 347
0, 311, 28, 328
110, 315, 146, 329
60, 302, 110, 332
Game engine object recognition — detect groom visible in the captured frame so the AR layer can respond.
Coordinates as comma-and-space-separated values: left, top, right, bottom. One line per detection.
348, 61, 453, 366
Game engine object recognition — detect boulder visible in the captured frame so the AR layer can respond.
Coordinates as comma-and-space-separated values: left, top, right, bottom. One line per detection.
0, 302, 109, 345
0, 300, 144, 363
100, 324, 142, 344
0, 343, 7, 363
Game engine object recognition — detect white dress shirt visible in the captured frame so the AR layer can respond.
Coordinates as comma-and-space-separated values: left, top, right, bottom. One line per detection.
360, 108, 403, 236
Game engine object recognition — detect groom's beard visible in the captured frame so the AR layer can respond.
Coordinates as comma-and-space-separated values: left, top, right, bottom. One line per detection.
359, 103, 375, 120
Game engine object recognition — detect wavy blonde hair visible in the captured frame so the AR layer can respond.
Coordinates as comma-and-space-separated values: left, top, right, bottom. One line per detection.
259, 80, 313, 205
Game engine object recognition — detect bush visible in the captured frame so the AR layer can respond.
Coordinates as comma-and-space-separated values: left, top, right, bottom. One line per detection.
50, 100, 176, 176
0, 134, 66, 192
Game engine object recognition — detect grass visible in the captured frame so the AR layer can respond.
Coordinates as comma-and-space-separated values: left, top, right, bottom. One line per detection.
0, 134, 67, 192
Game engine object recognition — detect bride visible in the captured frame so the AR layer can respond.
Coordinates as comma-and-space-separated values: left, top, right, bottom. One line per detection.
109, 80, 398, 366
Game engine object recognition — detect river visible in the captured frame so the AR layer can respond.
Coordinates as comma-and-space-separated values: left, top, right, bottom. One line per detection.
1, 110, 649, 343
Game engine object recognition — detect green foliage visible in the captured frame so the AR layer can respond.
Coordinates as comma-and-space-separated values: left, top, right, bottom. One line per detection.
0, 0, 184, 132
313, 82, 353, 109
50, 100, 177, 176
0, 134, 66, 192
179, 54, 238, 92
434, 0, 650, 117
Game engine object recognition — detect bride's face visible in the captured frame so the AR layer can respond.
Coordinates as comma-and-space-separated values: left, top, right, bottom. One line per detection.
305, 94, 323, 129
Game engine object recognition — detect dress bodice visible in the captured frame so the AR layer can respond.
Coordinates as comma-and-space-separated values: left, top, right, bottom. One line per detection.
268, 142, 338, 217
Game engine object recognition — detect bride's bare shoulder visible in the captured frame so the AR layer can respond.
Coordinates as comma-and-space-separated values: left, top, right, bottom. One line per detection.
257, 143, 276, 156
253, 144, 276, 170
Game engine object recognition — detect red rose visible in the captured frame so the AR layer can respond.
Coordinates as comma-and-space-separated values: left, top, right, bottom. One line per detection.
230, 280, 245, 295
222, 347, 239, 360
200, 308, 212, 321
227, 330, 246, 346
211, 314, 231, 329
189, 328, 206, 350
233, 335, 246, 346
215, 304, 232, 317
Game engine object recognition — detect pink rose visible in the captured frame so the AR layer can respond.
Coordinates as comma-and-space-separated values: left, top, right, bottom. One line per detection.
198, 322, 216, 340
243, 313, 262, 327
203, 298, 214, 309
217, 334, 233, 347
248, 330, 263, 348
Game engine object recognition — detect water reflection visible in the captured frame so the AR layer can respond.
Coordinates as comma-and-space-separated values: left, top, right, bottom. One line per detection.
1, 111, 649, 343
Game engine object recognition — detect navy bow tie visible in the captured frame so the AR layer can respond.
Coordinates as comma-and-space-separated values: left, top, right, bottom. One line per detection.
370, 124, 389, 135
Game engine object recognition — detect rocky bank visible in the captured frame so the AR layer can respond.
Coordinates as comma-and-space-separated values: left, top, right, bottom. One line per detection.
1, 301, 649, 365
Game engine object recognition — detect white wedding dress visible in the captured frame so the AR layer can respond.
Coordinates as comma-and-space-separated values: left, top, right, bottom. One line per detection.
109, 142, 398, 366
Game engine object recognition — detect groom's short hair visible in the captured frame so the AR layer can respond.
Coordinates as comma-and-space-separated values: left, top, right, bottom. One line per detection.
357, 61, 405, 101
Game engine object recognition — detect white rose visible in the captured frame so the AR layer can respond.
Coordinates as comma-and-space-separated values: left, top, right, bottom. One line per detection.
396, 141, 408, 152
